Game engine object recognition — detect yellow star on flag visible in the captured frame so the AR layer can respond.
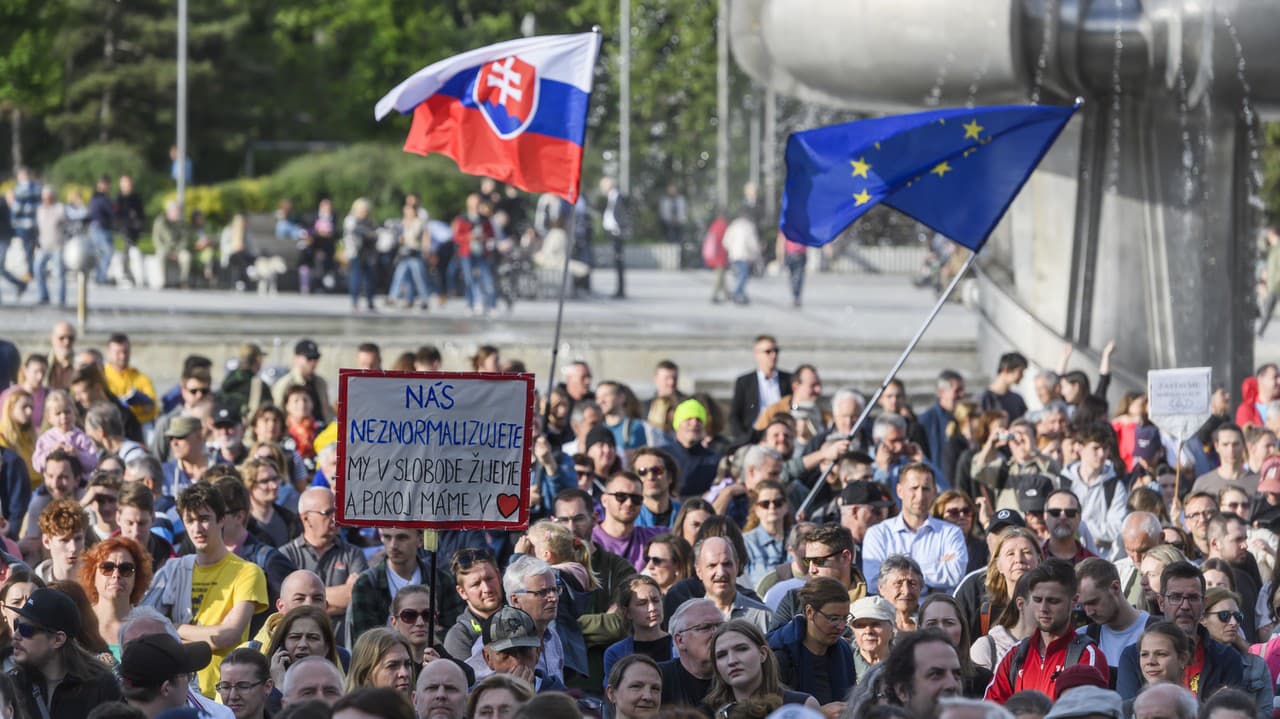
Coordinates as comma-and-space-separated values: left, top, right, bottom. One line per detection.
853, 189, 872, 206
850, 157, 872, 179
931, 161, 952, 177
963, 120, 984, 140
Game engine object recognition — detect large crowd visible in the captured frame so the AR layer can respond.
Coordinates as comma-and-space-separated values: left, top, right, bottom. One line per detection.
0, 322, 1275, 719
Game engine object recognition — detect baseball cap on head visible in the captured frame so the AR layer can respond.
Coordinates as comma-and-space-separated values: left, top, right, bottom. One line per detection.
164, 415, 202, 439
212, 404, 241, 428
10, 588, 79, 637
1132, 425, 1162, 462
119, 634, 213, 687
1259, 456, 1280, 494
294, 339, 321, 360
986, 508, 1025, 534
483, 606, 542, 653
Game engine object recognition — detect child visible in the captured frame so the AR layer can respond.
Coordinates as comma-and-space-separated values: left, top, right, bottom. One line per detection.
32, 389, 99, 480
284, 386, 318, 460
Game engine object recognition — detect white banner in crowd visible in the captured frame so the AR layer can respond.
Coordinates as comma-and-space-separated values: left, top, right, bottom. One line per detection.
1147, 366, 1212, 442
335, 370, 535, 530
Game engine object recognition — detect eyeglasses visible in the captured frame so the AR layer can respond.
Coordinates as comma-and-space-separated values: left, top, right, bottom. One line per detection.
397, 608, 435, 625
636, 466, 665, 478
553, 513, 588, 524
943, 507, 972, 518
184, 385, 212, 396
216, 680, 266, 695
759, 347, 780, 355
644, 555, 670, 566
678, 621, 721, 635
605, 492, 643, 505
12, 620, 51, 639
804, 551, 841, 569
303, 508, 336, 520
254, 476, 280, 486
1164, 592, 1202, 606
757, 499, 786, 509
99, 561, 136, 577
453, 547, 495, 572
812, 607, 849, 627
1186, 510, 1216, 521
1213, 610, 1245, 624
1046, 508, 1080, 518
513, 586, 559, 601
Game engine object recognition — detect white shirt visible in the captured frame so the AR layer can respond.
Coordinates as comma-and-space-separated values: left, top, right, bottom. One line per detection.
756, 369, 782, 414
603, 190, 621, 234
386, 564, 421, 601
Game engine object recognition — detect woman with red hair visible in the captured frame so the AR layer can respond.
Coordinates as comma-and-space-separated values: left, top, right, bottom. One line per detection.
78, 535, 152, 660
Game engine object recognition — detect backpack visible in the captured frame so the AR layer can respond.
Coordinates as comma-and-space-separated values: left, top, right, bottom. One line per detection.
1006, 633, 1098, 686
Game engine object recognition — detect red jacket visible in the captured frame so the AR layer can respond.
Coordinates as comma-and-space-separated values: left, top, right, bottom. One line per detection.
1237, 376, 1262, 428
984, 631, 1109, 703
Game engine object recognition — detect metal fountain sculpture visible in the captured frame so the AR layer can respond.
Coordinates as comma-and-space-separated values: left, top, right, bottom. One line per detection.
731, 0, 1280, 388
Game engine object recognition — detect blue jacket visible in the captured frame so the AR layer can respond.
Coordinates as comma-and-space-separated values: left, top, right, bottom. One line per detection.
1117, 627, 1243, 700
88, 190, 114, 230
767, 615, 855, 705
602, 635, 676, 690
0, 447, 31, 538
917, 403, 952, 474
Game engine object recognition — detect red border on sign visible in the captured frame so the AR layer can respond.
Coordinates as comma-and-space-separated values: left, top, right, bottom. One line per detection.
335, 368, 535, 531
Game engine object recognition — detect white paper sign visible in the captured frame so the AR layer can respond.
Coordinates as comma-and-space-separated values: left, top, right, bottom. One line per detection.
1147, 367, 1212, 441
336, 370, 534, 529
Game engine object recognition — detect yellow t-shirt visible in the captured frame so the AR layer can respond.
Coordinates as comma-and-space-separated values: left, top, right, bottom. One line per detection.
103, 365, 159, 423
192, 552, 268, 697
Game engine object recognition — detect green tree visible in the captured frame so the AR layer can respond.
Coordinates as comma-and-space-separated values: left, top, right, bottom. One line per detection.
0, 0, 63, 170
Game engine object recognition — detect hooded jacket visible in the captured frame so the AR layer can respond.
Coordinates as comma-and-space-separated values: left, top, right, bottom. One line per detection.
1237, 376, 1262, 428
767, 615, 855, 705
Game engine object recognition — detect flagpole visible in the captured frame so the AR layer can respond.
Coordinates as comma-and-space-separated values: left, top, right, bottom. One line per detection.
541, 26, 602, 429
797, 249, 977, 518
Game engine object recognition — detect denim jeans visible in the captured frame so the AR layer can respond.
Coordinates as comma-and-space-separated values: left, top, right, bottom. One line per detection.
34, 249, 65, 306
785, 252, 807, 301
467, 255, 497, 310
388, 255, 436, 303
89, 224, 114, 283
348, 259, 376, 308
731, 259, 752, 301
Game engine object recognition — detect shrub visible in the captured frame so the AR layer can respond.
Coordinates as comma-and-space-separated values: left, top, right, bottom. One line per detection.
45, 143, 159, 198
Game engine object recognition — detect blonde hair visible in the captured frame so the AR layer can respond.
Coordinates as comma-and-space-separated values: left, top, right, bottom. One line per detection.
985, 527, 1043, 600
528, 520, 597, 590
946, 400, 980, 438
0, 390, 36, 468
41, 389, 77, 431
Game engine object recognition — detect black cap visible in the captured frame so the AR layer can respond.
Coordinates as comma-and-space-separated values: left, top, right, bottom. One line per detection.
840, 480, 894, 507
585, 426, 616, 449
120, 634, 213, 686
294, 339, 321, 360
212, 403, 242, 428
987, 508, 1026, 534
11, 588, 80, 637
1014, 475, 1056, 514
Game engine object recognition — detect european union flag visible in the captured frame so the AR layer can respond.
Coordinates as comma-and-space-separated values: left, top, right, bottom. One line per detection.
780, 104, 1077, 251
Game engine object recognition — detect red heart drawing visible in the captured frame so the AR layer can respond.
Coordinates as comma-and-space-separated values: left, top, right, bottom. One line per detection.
496, 494, 521, 519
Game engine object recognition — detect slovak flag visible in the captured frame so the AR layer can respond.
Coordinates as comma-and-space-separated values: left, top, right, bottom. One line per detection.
375, 32, 602, 203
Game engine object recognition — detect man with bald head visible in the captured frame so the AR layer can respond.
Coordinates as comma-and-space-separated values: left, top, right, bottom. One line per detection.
1132, 683, 1198, 719
281, 487, 368, 637
693, 536, 770, 632
1115, 512, 1162, 608
413, 660, 468, 719
246, 569, 329, 649
47, 321, 77, 389
282, 656, 344, 706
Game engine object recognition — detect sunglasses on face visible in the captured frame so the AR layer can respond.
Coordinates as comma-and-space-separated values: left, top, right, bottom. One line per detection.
943, 507, 972, 518
757, 498, 786, 509
606, 492, 643, 505
1046, 508, 1080, 518
184, 386, 211, 396
804, 551, 841, 569
12, 620, 51, 639
636, 466, 665, 478
99, 561, 136, 577
397, 608, 434, 625
1214, 610, 1245, 624
644, 555, 670, 566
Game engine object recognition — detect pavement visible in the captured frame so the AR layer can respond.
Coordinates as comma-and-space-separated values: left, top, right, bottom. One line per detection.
0, 268, 982, 396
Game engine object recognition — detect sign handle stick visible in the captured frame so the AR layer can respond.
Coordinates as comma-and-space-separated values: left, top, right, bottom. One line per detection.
1173, 437, 1184, 511
796, 250, 976, 518
423, 529, 439, 649
542, 204, 577, 429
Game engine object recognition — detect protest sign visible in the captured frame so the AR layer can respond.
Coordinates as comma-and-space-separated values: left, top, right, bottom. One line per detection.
335, 369, 534, 530
1147, 367, 1212, 442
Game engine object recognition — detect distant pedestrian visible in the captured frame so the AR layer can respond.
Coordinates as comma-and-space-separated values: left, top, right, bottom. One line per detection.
723, 209, 761, 305
776, 230, 809, 308
11, 167, 40, 281
600, 177, 629, 299
34, 186, 67, 307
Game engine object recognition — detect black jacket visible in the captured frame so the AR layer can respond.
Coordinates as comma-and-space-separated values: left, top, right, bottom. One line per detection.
730, 370, 792, 442
11, 663, 122, 719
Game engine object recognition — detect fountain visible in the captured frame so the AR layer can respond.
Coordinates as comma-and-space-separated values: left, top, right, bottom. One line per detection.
731, 0, 1280, 390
